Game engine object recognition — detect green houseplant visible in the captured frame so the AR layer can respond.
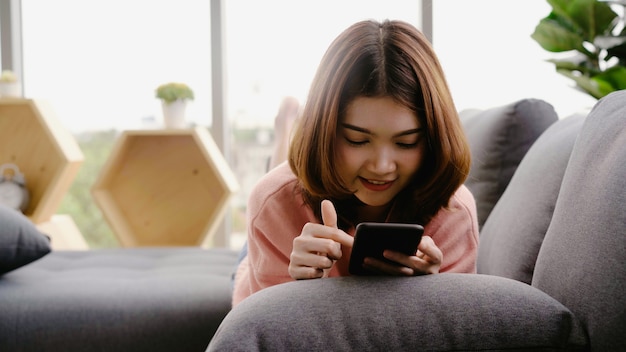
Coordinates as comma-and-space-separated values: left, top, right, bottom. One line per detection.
155, 82, 194, 128
155, 82, 194, 104
531, 0, 626, 99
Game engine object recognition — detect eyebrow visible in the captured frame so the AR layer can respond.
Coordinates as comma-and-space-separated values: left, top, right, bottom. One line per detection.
340, 123, 422, 137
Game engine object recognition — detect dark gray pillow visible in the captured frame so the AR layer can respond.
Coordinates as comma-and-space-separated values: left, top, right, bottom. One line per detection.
208, 275, 587, 351
0, 204, 51, 274
477, 113, 585, 283
532, 90, 626, 351
461, 99, 558, 228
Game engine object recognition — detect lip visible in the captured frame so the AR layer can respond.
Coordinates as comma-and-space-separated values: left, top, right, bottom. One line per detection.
359, 177, 395, 191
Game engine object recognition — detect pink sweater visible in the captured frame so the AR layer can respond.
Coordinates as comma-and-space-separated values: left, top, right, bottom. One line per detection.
232, 162, 479, 306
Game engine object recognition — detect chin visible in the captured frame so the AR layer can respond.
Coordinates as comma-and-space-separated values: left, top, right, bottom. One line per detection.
354, 194, 394, 207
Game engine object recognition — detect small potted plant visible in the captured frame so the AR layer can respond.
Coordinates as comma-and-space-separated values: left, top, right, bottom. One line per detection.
0, 69, 22, 98
155, 82, 194, 129
155, 82, 194, 104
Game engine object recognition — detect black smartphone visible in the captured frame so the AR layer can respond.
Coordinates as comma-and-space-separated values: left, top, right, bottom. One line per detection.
348, 222, 424, 275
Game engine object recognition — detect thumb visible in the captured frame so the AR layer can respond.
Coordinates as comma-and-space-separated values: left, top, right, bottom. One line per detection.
321, 199, 338, 229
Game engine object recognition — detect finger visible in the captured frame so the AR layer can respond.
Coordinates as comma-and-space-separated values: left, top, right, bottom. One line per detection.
298, 223, 353, 260
363, 257, 414, 276
293, 235, 343, 261
417, 236, 443, 264
380, 238, 442, 275
377, 250, 421, 275
321, 199, 338, 228
290, 250, 334, 270
318, 201, 354, 248
332, 230, 354, 249
289, 264, 324, 280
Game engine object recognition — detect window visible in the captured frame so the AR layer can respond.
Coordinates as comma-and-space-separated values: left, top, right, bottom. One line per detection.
20, 0, 214, 247
21, 0, 213, 132
12, 0, 423, 249
432, 0, 597, 117
9, 0, 605, 250
224, 0, 422, 248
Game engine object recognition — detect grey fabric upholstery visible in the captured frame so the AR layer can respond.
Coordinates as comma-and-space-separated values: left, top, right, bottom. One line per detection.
208, 274, 587, 351
208, 93, 626, 351
532, 90, 626, 351
0, 204, 51, 274
0, 247, 238, 352
477, 113, 586, 283
461, 99, 558, 228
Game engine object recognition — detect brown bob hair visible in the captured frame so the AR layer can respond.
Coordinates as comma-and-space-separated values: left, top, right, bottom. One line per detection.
289, 19, 471, 228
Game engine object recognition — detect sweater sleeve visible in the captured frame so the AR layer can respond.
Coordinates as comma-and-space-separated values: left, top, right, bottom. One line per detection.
233, 170, 480, 306
232, 164, 316, 306
424, 184, 479, 273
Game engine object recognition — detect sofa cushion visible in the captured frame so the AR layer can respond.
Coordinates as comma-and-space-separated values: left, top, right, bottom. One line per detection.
532, 90, 626, 350
461, 99, 558, 228
476, 113, 585, 283
0, 204, 51, 275
0, 247, 238, 351
208, 275, 587, 351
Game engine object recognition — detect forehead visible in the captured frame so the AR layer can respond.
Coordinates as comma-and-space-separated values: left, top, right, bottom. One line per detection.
342, 96, 420, 130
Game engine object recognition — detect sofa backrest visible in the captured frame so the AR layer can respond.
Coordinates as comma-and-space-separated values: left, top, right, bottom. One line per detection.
476, 112, 585, 283
531, 90, 626, 351
460, 98, 558, 229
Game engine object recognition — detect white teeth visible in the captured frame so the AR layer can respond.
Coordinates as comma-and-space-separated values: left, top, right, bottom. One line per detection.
368, 180, 386, 185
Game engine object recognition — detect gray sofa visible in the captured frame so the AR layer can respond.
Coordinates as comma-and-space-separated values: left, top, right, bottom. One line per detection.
207, 91, 626, 351
0, 215, 238, 351
2, 92, 623, 351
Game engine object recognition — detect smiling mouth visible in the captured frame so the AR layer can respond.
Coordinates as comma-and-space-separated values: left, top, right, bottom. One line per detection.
367, 179, 387, 185
359, 177, 394, 191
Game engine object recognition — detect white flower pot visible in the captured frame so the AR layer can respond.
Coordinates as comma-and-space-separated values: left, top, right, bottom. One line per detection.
161, 99, 188, 129
0, 81, 22, 97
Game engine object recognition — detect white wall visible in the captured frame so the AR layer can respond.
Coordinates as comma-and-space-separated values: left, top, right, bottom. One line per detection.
433, 0, 597, 118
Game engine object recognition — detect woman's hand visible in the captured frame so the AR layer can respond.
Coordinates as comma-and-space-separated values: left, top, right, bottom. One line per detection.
289, 200, 354, 280
362, 235, 443, 276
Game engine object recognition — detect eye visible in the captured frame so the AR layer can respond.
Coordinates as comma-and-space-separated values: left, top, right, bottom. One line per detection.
396, 142, 418, 149
345, 137, 369, 146
395, 133, 422, 149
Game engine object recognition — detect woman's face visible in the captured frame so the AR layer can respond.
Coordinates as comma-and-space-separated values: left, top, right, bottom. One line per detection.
335, 96, 426, 207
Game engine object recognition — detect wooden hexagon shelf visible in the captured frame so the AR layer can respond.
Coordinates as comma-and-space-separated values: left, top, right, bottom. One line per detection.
0, 98, 84, 223
92, 127, 239, 247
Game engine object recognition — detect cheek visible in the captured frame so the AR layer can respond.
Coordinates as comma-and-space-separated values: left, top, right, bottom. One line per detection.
399, 148, 426, 174
335, 144, 360, 176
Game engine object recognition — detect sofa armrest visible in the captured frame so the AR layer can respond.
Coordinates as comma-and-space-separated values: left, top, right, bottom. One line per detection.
208, 274, 587, 351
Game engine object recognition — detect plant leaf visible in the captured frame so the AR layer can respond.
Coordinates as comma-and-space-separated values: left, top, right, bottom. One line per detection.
590, 1, 620, 36
531, 18, 586, 52
595, 65, 626, 91
591, 76, 621, 98
547, 0, 616, 40
557, 68, 604, 98
535, 0, 626, 99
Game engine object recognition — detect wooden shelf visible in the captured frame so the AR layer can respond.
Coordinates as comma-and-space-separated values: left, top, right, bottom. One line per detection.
0, 98, 84, 223
37, 214, 89, 250
92, 127, 239, 247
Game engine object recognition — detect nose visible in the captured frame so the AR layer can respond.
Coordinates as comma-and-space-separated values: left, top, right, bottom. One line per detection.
369, 146, 397, 174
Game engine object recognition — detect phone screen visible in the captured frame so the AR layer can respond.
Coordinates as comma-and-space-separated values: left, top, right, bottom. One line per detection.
348, 222, 424, 275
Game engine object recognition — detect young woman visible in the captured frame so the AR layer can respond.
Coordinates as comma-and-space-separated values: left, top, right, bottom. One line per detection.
232, 19, 478, 306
